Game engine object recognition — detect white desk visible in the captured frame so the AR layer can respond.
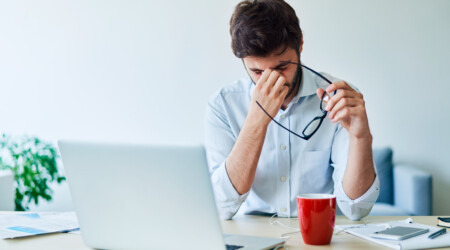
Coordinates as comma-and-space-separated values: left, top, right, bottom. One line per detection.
1, 214, 448, 249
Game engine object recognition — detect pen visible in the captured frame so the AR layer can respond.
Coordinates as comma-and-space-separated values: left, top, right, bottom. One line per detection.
428, 228, 446, 239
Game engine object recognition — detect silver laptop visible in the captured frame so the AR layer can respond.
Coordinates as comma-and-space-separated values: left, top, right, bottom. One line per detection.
58, 140, 284, 250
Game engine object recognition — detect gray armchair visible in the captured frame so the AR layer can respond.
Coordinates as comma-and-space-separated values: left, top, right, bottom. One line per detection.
370, 147, 432, 216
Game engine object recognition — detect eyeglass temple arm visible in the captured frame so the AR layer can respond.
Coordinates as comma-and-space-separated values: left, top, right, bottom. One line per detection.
255, 100, 308, 140
279, 61, 332, 84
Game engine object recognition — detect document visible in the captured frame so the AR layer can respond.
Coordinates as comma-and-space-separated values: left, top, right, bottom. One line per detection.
0, 212, 79, 239
336, 220, 450, 249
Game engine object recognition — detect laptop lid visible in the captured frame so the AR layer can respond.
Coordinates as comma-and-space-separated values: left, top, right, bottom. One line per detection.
58, 140, 225, 249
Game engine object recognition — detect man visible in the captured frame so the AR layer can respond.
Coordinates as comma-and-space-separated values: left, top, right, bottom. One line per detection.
205, 0, 379, 220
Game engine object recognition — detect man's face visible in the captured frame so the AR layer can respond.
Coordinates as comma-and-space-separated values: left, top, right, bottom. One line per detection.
243, 47, 300, 100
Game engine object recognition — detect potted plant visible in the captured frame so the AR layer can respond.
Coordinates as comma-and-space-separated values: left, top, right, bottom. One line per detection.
0, 133, 66, 211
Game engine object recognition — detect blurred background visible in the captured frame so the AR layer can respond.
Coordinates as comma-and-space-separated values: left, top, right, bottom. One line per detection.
0, 0, 449, 215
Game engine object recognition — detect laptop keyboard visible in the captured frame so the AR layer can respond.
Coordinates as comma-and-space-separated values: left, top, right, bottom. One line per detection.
226, 244, 244, 250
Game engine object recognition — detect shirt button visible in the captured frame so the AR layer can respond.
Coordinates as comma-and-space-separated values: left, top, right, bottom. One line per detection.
281, 114, 286, 119
280, 176, 286, 182
281, 207, 287, 212
280, 145, 286, 150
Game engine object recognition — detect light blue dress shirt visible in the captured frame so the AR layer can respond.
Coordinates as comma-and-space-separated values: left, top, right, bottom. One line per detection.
204, 67, 380, 221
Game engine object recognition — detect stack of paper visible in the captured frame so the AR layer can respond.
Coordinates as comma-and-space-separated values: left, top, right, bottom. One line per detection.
336, 220, 450, 249
0, 212, 79, 239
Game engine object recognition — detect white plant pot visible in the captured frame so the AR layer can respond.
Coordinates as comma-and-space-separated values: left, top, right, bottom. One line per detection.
0, 170, 14, 210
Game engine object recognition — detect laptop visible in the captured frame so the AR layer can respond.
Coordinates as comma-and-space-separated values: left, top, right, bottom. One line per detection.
58, 140, 285, 250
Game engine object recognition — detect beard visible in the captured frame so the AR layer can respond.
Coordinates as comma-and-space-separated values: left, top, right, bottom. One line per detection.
284, 64, 302, 100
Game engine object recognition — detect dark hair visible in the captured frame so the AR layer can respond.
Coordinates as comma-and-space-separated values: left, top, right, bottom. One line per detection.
230, 0, 302, 58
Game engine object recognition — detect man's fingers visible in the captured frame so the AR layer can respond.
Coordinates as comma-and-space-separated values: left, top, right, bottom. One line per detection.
316, 88, 326, 101
331, 106, 363, 122
326, 81, 354, 93
265, 70, 280, 89
325, 89, 361, 112
252, 70, 287, 118
328, 98, 360, 120
278, 85, 289, 100
273, 75, 287, 94
256, 69, 272, 88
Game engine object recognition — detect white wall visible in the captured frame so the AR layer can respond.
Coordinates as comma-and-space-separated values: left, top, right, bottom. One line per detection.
0, 0, 243, 145
1, 0, 449, 214
293, 0, 450, 215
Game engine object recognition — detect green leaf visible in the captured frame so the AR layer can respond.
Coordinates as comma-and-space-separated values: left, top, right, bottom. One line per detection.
1, 134, 66, 211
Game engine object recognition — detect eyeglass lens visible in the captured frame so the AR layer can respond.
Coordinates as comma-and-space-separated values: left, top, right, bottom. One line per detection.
320, 90, 334, 111
303, 117, 322, 136
303, 89, 334, 136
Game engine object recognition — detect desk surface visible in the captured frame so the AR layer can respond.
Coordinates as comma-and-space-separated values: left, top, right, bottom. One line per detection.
0, 214, 448, 250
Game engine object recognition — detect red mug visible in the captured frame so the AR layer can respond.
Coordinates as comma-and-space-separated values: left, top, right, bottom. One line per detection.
297, 194, 336, 245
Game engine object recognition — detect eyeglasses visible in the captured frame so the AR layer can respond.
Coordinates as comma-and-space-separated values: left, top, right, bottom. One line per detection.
255, 62, 336, 140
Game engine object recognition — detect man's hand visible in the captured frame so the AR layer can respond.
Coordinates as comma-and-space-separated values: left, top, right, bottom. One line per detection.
317, 81, 375, 200
316, 81, 371, 140
248, 69, 290, 126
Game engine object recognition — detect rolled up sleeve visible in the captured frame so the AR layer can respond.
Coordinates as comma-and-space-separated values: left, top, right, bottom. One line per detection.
335, 171, 380, 220
331, 125, 380, 221
204, 92, 248, 219
210, 161, 249, 219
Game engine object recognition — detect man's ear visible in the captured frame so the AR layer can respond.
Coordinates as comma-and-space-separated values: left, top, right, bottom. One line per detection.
299, 39, 304, 54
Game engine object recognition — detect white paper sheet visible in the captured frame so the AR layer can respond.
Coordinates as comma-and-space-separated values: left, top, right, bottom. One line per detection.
336, 220, 450, 249
0, 212, 79, 239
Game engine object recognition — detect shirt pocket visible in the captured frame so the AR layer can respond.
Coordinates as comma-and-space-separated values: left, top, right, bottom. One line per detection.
300, 148, 333, 192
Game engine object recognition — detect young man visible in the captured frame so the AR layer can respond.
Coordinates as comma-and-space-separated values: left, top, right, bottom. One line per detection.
205, 0, 379, 220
